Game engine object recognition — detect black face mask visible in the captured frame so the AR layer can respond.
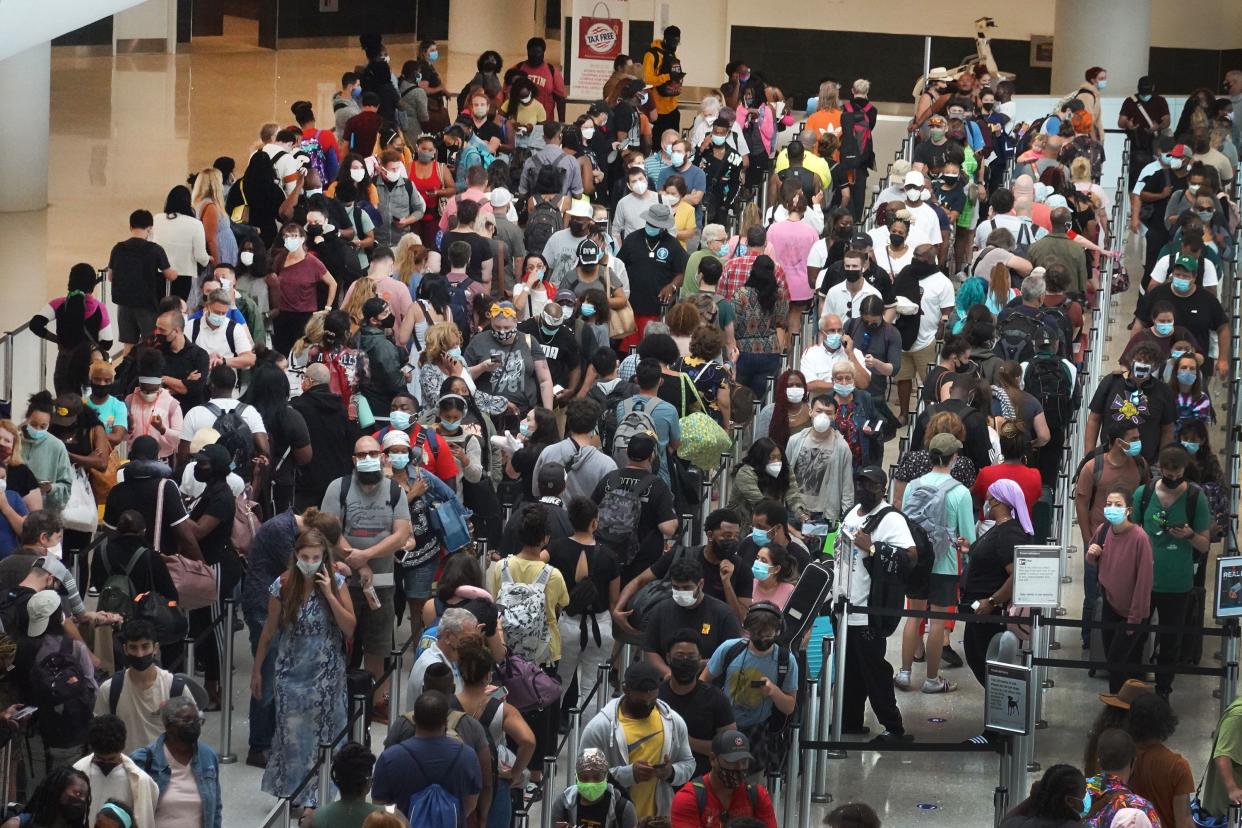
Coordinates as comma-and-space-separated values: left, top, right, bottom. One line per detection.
834, 225, 854, 240
714, 537, 738, 561
749, 636, 775, 652
845, 268, 863, 282
668, 656, 700, 684
193, 461, 214, 483
174, 721, 202, 746
570, 221, 590, 237
1161, 475, 1183, 489
856, 485, 881, 511
306, 223, 324, 239
126, 653, 156, 671
888, 233, 906, 247
622, 697, 656, 719
61, 799, 87, 823
89, 384, 110, 398
379, 315, 396, 329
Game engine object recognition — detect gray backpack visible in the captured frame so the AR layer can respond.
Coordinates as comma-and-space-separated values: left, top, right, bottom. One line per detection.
900, 477, 961, 565
612, 397, 661, 473
495, 559, 553, 664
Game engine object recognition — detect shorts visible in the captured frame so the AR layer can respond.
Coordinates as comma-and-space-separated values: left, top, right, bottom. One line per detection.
906, 568, 931, 601
927, 573, 959, 607
117, 305, 158, 345
895, 341, 937, 383
399, 557, 439, 600
349, 584, 396, 656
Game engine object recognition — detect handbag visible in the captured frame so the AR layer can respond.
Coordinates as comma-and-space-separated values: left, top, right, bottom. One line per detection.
499, 650, 562, 712
62, 468, 99, 533
135, 590, 188, 645
229, 180, 250, 224
429, 496, 472, 553
88, 449, 121, 504
1191, 724, 1230, 826
157, 480, 217, 612
676, 372, 730, 470
604, 259, 637, 340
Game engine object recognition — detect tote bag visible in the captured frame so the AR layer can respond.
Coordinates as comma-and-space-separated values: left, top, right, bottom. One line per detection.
157, 479, 217, 611
604, 259, 637, 340
62, 468, 99, 533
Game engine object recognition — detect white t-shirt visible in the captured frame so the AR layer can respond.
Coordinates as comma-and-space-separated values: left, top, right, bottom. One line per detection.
973, 213, 1047, 250
190, 315, 255, 359
180, 463, 247, 499
837, 503, 914, 626
822, 280, 881, 322
94, 668, 194, 752
180, 397, 268, 441
910, 271, 956, 351
800, 344, 869, 385
903, 202, 943, 247
263, 143, 302, 195
1147, 255, 1218, 288
807, 239, 830, 272
875, 243, 914, 279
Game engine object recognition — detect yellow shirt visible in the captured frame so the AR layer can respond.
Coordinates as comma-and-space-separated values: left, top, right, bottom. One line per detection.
619, 707, 665, 818
486, 555, 569, 662
772, 149, 832, 190
502, 99, 547, 130
671, 201, 696, 248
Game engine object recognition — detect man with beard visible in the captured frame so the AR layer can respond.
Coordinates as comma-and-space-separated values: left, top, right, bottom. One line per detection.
151, 310, 210, 411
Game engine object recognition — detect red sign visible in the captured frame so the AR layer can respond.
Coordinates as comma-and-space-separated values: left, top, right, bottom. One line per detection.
578, 15, 622, 59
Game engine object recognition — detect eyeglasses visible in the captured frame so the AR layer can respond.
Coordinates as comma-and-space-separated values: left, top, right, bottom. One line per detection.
490, 304, 517, 319
353, 450, 382, 460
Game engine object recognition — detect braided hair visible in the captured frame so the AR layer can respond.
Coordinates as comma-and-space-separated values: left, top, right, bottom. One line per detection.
23, 767, 91, 828
1015, 763, 1084, 821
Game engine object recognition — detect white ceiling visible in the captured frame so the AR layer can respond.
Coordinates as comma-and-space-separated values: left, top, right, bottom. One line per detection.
0, 0, 146, 61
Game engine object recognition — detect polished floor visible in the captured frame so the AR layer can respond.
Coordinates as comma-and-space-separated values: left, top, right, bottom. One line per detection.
2, 27, 1233, 826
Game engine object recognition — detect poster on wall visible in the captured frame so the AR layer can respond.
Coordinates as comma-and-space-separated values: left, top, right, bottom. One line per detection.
570, 0, 628, 99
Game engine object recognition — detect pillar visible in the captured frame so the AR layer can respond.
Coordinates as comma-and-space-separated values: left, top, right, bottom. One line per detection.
1051, 0, 1150, 96
114, 0, 178, 54
0, 43, 50, 213
447, 0, 537, 58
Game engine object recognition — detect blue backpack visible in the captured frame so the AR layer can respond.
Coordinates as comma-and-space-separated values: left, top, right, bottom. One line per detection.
403, 740, 464, 828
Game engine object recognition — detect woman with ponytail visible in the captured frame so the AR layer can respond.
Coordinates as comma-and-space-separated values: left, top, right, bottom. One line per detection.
30, 264, 114, 394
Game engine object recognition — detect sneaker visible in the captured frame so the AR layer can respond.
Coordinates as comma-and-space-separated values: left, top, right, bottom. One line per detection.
245, 750, 269, 769
894, 669, 912, 691
940, 644, 964, 668
921, 677, 958, 694
523, 781, 543, 804
869, 730, 913, 744
87, 587, 99, 598
841, 725, 871, 735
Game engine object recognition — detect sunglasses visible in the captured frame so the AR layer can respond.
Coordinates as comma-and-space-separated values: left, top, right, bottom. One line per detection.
353, 450, 382, 460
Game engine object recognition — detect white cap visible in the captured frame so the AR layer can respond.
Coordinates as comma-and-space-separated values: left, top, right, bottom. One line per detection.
25, 590, 62, 637
567, 200, 593, 219
1045, 194, 1069, 211
903, 170, 925, 188
488, 187, 512, 207
382, 429, 411, 450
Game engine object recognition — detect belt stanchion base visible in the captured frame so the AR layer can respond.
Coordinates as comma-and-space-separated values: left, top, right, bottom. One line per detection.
218, 597, 237, 764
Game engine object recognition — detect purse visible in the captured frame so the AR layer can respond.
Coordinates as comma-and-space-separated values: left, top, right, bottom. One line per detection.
676, 372, 730, 470
62, 468, 99, 533
88, 449, 121, 504
157, 480, 217, 612
604, 258, 637, 340
229, 180, 250, 224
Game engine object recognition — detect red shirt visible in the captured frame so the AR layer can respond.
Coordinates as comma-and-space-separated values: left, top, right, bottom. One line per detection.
719, 251, 786, 302
972, 463, 1042, 516
670, 775, 778, 828
514, 61, 566, 118
406, 423, 459, 484
344, 110, 381, 155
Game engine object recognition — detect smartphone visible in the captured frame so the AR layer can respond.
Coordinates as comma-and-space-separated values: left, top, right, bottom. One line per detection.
489, 686, 509, 701
12, 706, 36, 721
749, 679, 766, 688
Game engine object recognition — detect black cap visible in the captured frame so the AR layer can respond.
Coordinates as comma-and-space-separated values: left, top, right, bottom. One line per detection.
577, 238, 602, 267
711, 730, 754, 763
362, 297, 388, 320
626, 433, 657, 461
537, 462, 566, 494
624, 661, 663, 691
849, 230, 873, 249
588, 99, 613, 119
621, 78, 646, 100
855, 465, 887, 487
1138, 76, 1155, 94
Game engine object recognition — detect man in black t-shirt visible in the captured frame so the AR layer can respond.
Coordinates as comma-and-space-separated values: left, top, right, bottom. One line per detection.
500, 463, 572, 556
1084, 343, 1176, 464
108, 209, 177, 348
517, 297, 580, 395
642, 556, 742, 676
153, 311, 211, 411
618, 204, 689, 321
438, 199, 494, 282
591, 434, 679, 589
1136, 259, 1230, 381
658, 629, 737, 776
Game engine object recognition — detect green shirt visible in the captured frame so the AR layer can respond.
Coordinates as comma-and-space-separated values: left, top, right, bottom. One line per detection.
1203, 697, 1242, 817
310, 799, 382, 828
908, 470, 977, 576
1133, 482, 1210, 594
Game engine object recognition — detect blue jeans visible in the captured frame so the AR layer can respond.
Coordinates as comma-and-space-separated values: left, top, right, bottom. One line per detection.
1081, 561, 1100, 648
736, 352, 783, 400
245, 606, 277, 752
487, 782, 513, 828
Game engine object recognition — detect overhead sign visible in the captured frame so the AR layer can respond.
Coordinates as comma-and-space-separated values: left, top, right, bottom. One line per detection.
570, 0, 628, 99
985, 660, 1032, 735
1012, 545, 1062, 608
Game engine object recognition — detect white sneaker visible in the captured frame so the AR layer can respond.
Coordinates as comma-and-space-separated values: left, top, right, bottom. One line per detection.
894, 669, 912, 691
921, 677, 958, 694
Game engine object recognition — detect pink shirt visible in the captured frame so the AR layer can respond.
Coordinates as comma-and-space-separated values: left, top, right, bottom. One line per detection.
125, 389, 183, 460
752, 579, 796, 610
1097, 524, 1154, 624
765, 218, 819, 301
438, 187, 494, 232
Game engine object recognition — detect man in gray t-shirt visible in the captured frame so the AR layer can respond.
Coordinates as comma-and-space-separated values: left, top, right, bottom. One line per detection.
322, 436, 411, 712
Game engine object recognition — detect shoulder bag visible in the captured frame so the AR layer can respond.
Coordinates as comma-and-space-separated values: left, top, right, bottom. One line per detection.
604, 258, 637, 340
159, 479, 218, 611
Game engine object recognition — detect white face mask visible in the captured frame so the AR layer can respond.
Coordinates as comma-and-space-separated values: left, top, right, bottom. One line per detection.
785, 387, 805, 404
765, 461, 783, 478
239, 251, 254, 266
383, 168, 402, 182
350, 167, 366, 183
672, 588, 697, 607
581, 126, 595, 140
630, 180, 648, 195
812, 413, 832, 433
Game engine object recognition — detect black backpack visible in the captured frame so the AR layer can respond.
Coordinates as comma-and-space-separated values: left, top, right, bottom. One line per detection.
995, 312, 1045, 363
713, 639, 795, 732
524, 199, 563, 255
206, 402, 254, 481
108, 670, 186, 715
97, 541, 148, 618
1023, 354, 1075, 430
594, 380, 639, 454
446, 276, 479, 343
189, 316, 240, 356
862, 507, 934, 637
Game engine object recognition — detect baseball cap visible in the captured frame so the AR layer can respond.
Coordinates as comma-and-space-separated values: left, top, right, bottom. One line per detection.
362, 297, 388, 320
189, 427, 220, 454
555, 288, 578, 307
537, 462, 566, 494
929, 433, 964, 455
903, 170, 926, 188
1174, 254, 1199, 272
623, 661, 663, 692
488, 187, 513, 207
711, 730, 754, 763
51, 393, 82, 428
626, 432, 657, 461
1137, 76, 1155, 95
849, 231, 873, 249
1169, 144, 1191, 159
24, 590, 62, 637
576, 239, 602, 267
33, 556, 72, 590
854, 465, 887, 487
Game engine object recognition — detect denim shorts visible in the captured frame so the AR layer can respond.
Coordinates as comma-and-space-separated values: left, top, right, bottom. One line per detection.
399, 556, 439, 600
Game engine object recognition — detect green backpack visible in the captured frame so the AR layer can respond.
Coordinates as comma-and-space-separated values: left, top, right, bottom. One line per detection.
675, 371, 731, 471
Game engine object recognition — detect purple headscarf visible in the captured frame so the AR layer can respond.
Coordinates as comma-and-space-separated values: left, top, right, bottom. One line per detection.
987, 478, 1034, 535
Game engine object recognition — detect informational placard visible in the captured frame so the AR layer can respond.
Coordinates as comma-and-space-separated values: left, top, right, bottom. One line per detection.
985, 660, 1031, 735
569, 0, 628, 99
1012, 545, 1062, 608
1216, 556, 1242, 620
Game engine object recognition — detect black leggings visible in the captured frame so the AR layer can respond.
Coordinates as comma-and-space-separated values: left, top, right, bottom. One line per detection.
188, 550, 245, 682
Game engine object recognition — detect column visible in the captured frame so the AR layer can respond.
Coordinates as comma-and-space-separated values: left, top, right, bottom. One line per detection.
1052, 0, 1151, 95
0, 43, 50, 213
447, 0, 537, 58
114, 0, 178, 54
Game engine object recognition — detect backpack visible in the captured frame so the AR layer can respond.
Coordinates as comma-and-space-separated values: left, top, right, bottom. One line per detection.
612, 397, 662, 473
593, 380, 638, 453
205, 402, 254, 482
862, 507, 935, 636
595, 472, 657, 569
495, 559, 553, 663
777, 166, 817, 201
189, 316, 240, 356
338, 475, 403, 515
524, 199, 563, 255
900, 476, 961, 567
839, 100, 875, 170
1023, 354, 1074, 430
689, 778, 760, 819
298, 134, 329, 183
713, 639, 795, 731
98, 542, 147, 618
446, 276, 478, 343
995, 312, 1045, 363
108, 670, 185, 715
1071, 446, 1150, 514
1037, 298, 1076, 359
402, 740, 464, 828
31, 637, 92, 706
1012, 221, 1034, 259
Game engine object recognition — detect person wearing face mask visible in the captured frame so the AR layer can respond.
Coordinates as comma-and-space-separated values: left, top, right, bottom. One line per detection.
822, 249, 883, 324
251, 527, 355, 808
354, 297, 407, 418
2, 767, 93, 828
999, 764, 1091, 828
786, 395, 855, 526
1121, 301, 1199, 369
107, 210, 179, 353
1130, 138, 1187, 276
1136, 259, 1230, 384
612, 166, 661, 242
670, 729, 779, 828
130, 696, 222, 828
829, 360, 880, 467
72, 714, 159, 828
465, 302, 555, 420
637, 553, 743, 676
728, 438, 808, 536
372, 148, 426, 249
1084, 344, 1177, 467
17, 392, 73, 512
551, 747, 639, 828
1145, 232, 1219, 296
580, 660, 695, 819
94, 618, 194, 752
332, 71, 363, 141
518, 297, 581, 403
748, 543, 797, 610
1168, 353, 1213, 431
657, 138, 707, 219
694, 119, 746, 226
657, 631, 737, 779
896, 170, 945, 250
1119, 76, 1170, 186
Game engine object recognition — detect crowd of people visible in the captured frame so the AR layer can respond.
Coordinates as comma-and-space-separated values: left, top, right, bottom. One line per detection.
5, 27, 1242, 828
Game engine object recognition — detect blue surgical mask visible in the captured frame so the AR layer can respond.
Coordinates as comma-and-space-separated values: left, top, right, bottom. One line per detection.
1103, 505, 1128, 526
296, 559, 321, 578
1139, 93, 1152, 102
447, 347, 463, 360
580, 303, 596, 318
440, 418, 461, 432
824, 333, 842, 349
670, 151, 685, 167
751, 527, 771, 545
1154, 322, 1174, 336
388, 453, 410, 470
427, 50, 439, 62
833, 383, 855, 396
519, 420, 531, 436
1170, 349, 1186, 361
1177, 370, 1198, 386
355, 456, 381, 473
1181, 440, 1201, 454
1172, 276, 1192, 292
711, 134, 727, 146
1123, 438, 1142, 457
1079, 791, 1092, 819
26, 427, 47, 442
207, 312, 228, 328
351, 85, 362, 99
283, 236, 303, 252
638, 92, 649, 105
389, 410, 412, 431
644, 225, 661, 237
751, 561, 771, 581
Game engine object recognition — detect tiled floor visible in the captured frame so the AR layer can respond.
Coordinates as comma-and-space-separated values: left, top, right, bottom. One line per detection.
9, 36, 1234, 827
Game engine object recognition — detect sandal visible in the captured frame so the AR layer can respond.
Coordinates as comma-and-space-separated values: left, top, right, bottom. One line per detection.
921, 677, 957, 694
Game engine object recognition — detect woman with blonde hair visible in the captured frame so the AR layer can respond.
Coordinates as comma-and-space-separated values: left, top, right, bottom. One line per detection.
340, 274, 378, 331
418, 321, 509, 417
252, 526, 355, 808
806, 80, 842, 140
0, 420, 39, 533
191, 168, 238, 268
394, 232, 439, 295
289, 310, 328, 372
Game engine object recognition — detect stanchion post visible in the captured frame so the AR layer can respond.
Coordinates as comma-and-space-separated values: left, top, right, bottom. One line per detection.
813, 634, 833, 801
801, 680, 818, 820
218, 597, 237, 763
766, 770, 783, 819
1019, 645, 1039, 775
316, 741, 333, 808
718, 453, 732, 509
389, 644, 405, 730
566, 707, 581, 791
595, 663, 609, 715
829, 602, 848, 759
995, 737, 1011, 828
540, 755, 556, 828
1032, 609, 1049, 729
184, 635, 196, 680
350, 689, 369, 745
783, 722, 801, 828
621, 642, 634, 672
1223, 621, 1240, 720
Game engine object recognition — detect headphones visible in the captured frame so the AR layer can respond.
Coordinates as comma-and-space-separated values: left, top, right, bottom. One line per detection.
745, 600, 786, 637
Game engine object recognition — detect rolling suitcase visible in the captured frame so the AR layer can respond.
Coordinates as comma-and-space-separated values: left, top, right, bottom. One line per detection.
778, 560, 834, 650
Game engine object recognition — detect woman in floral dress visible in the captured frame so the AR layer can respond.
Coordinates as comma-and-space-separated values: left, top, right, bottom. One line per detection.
251, 527, 356, 807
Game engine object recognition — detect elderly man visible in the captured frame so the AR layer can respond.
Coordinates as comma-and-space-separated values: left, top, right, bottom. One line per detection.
188, 288, 256, 371
131, 697, 222, 828
1028, 206, 1091, 294
801, 312, 870, 394
404, 607, 479, 709
680, 223, 728, 298
323, 435, 412, 720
